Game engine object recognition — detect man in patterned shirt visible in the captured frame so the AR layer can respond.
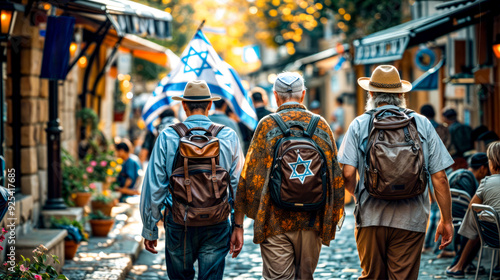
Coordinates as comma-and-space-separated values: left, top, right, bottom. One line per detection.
231, 72, 344, 280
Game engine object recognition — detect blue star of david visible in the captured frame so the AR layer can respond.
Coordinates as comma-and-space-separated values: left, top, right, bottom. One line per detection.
181, 46, 211, 76
288, 154, 314, 184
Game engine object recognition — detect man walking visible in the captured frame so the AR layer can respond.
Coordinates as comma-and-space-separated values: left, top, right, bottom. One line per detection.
339, 65, 455, 279
208, 99, 245, 147
140, 80, 244, 280
232, 72, 344, 280
250, 87, 273, 121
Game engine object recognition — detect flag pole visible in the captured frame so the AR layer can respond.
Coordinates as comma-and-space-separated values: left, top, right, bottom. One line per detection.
196, 19, 206, 33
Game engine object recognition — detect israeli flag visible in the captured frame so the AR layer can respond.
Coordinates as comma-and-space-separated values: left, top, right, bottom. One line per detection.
142, 30, 258, 132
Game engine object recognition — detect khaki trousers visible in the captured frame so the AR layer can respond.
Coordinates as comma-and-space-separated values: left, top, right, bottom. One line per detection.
355, 226, 425, 280
260, 230, 322, 280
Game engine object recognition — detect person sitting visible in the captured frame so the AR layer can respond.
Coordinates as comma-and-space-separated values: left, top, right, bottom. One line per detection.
446, 141, 500, 278
438, 153, 490, 261
115, 142, 142, 202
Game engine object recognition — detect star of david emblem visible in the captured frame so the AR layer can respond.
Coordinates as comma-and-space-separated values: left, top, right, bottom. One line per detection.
181, 46, 211, 76
288, 154, 314, 184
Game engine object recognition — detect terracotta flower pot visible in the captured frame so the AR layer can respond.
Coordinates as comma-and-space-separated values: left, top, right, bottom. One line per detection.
74, 192, 92, 207
64, 240, 80, 260
91, 200, 116, 216
89, 219, 114, 237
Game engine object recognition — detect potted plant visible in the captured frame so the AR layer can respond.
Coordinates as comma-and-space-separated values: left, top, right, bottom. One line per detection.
88, 210, 114, 237
0, 229, 67, 279
84, 146, 120, 191
61, 150, 95, 207
91, 192, 118, 217
51, 217, 87, 259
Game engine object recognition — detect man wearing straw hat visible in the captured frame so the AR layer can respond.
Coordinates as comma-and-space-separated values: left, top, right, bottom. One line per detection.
140, 80, 244, 280
338, 65, 455, 279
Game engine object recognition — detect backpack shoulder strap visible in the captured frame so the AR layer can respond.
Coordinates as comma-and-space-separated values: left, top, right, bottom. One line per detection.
170, 123, 189, 137
208, 123, 225, 137
304, 114, 320, 138
270, 113, 290, 136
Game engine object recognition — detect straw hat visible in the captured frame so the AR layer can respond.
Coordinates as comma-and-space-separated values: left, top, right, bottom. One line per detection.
172, 80, 221, 102
357, 65, 412, 93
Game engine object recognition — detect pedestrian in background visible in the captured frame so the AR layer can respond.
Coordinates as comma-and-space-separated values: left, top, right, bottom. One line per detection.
140, 80, 244, 280
330, 97, 345, 149
232, 72, 344, 280
443, 108, 473, 170
420, 104, 453, 254
208, 99, 245, 149
339, 65, 454, 279
115, 141, 142, 202
250, 87, 273, 122
139, 108, 179, 164
446, 141, 500, 278
309, 100, 321, 115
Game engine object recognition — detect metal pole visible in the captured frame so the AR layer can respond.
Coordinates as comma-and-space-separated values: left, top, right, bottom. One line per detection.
11, 38, 21, 194
43, 80, 66, 210
0, 45, 4, 162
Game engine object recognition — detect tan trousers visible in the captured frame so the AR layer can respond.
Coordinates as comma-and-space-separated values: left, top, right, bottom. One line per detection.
260, 230, 322, 280
355, 226, 425, 280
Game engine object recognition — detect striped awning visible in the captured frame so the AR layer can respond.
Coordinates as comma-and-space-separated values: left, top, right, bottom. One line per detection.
57, 0, 172, 39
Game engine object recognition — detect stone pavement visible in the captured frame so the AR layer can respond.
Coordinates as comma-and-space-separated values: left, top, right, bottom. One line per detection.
125, 205, 497, 279
62, 203, 144, 280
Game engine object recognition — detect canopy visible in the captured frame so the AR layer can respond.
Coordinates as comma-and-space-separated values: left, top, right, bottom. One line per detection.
353, 0, 499, 65
55, 0, 172, 38
412, 59, 445, 91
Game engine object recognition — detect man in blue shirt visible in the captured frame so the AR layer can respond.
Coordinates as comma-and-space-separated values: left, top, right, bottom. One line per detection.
140, 80, 244, 280
115, 142, 142, 202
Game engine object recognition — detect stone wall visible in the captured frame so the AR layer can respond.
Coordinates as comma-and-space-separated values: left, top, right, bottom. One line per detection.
1, 13, 79, 261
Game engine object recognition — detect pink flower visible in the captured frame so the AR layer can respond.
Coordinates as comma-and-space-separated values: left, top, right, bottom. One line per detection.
20, 264, 28, 272
3, 262, 7, 266
0, 245, 4, 251
90, 161, 97, 167
0, 235, 5, 242
34, 275, 42, 280
89, 183, 96, 189
86, 166, 94, 173
100, 161, 107, 167
1, 228, 6, 233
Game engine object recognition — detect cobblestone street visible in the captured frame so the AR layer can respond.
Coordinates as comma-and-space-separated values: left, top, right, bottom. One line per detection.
125, 205, 498, 280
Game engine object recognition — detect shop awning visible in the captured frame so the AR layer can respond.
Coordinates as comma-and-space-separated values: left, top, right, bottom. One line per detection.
55, 0, 172, 38
286, 44, 349, 70
353, 0, 499, 65
104, 34, 179, 68
412, 59, 445, 91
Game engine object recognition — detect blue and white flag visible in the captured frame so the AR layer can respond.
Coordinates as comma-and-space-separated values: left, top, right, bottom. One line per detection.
142, 30, 258, 132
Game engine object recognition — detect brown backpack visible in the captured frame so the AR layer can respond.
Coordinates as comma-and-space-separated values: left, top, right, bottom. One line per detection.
364, 108, 428, 200
169, 123, 232, 227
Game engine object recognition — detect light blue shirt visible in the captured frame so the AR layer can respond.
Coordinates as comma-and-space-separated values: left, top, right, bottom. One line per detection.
338, 105, 454, 232
140, 115, 244, 240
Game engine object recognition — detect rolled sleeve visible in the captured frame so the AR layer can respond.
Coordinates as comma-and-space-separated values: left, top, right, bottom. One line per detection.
338, 120, 360, 168
230, 131, 244, 196
140, 131, 170, 240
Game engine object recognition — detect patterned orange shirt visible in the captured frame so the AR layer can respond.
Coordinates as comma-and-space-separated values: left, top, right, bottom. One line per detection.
235, 104, 344, 246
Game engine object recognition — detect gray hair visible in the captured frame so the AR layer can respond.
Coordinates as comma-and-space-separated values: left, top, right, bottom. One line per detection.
365, 92, 406, 111
273, 71, 306, 101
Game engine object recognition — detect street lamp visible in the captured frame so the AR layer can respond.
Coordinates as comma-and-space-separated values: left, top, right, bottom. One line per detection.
0, 2, 21, 40
493, 35, 500, 59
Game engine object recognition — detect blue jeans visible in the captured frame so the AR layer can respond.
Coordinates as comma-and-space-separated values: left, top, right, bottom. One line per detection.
424, 201, 439, 249
164, 213, 230, 280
